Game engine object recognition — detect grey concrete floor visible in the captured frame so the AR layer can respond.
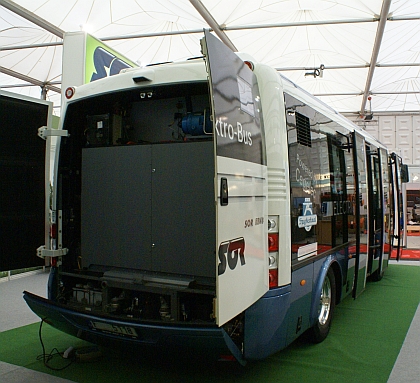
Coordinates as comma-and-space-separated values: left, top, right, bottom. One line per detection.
0, 270, 48, 332
0, 270, 76, 382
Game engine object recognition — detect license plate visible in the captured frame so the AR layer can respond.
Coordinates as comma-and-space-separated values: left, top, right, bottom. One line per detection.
90, 321, 138, 338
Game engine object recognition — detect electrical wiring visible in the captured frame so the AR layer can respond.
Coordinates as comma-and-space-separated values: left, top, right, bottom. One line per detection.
37, 319, 74, 371
37, 318, 103, 369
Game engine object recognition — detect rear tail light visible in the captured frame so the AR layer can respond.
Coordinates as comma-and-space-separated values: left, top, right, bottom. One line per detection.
269, 269, 278, 289
218, 354, 236, 362
268, 216, 279, 289
268, 233, 279, 252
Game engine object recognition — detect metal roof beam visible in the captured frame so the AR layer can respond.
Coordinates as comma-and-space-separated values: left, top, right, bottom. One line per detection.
5, 13, 420, 52
314, 90, 420, 97
0, 66, 61, 93
359, 0, 392, 115
276, 62, 420, 72
189, 0, 237, 52
101, 29, 204, 41
1, 41, 62, 51
388, 15, 420, 21
277, 64, 369, 71
225, 15, 420, 31
0, 0, 64, 38
226, 17, 379, 31
1, 82, 60, 88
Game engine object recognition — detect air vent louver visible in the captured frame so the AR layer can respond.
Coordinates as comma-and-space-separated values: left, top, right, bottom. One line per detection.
296, 112, 311, 147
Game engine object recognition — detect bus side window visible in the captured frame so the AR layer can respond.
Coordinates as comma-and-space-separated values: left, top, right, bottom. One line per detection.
286, 93, 356, 262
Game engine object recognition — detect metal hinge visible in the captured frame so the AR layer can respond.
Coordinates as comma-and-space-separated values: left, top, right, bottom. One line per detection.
38, 126, 69, 140
37, 245, 68, 259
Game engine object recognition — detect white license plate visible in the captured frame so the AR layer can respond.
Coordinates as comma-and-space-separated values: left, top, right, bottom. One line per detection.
91, 321, 138, 338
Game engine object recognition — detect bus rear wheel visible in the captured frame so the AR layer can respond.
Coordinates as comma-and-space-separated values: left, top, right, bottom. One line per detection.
370, 267, 384, 282
308, 267, 336, 343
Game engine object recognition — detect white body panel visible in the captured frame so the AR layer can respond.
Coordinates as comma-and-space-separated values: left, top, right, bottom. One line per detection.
249, 63, 292, 286
202, 31, 268, 326
215, 159, 268, 324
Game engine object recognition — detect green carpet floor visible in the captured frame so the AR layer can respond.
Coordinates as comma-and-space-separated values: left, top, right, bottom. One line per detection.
1, 264, 419, 383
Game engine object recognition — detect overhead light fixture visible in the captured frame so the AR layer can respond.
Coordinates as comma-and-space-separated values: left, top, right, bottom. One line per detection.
305, 64, 324, 78
363, 96, 373, 120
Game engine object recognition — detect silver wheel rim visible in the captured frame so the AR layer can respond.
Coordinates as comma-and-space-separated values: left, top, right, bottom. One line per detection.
318, 275, 332, 326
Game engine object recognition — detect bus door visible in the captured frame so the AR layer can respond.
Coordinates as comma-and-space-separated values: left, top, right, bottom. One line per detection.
380, 148, 391, 273
352, 132, 368, 298
366, 144, 384, 277
201, 30, 268, 326
389, 153, 404, 261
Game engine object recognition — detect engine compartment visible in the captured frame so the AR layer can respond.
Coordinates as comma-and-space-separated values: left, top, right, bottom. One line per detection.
58, 268, 216, 324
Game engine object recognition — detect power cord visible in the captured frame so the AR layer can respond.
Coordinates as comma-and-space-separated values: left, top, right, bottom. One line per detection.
37, 319, 74, 371
37, 319, 102, 370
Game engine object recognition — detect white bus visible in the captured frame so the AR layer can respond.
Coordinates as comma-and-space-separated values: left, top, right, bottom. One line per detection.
25, 31, 405, 364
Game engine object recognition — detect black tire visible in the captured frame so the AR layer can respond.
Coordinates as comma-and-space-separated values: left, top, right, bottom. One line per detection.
307, 267, 336, 343
370, 267, 384, 282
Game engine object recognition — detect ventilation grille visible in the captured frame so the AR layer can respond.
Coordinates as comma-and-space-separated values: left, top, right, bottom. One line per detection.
268, 167, 288, 202
296, 112, 311, 147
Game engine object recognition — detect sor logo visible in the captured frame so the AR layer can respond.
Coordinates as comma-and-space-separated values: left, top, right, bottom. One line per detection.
218, 237, 246, 276
90, 47, 132, 82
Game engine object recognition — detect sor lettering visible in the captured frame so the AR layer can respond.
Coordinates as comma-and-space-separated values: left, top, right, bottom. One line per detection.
215, 118, 252, 146
91, 47, 131, 82
218, 238, 246, 276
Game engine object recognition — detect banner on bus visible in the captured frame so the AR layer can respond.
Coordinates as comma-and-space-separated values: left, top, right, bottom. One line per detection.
62, 32, 138, 101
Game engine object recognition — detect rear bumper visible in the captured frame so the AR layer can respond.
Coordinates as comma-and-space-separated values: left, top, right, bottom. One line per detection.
23, 291, 244, 363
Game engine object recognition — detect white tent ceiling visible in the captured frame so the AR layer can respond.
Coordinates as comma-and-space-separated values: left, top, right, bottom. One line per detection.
1, 0, 419, 116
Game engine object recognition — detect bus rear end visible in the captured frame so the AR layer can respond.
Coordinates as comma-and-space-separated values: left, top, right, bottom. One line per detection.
25, 33, 270, 363
28, 62, 231, 355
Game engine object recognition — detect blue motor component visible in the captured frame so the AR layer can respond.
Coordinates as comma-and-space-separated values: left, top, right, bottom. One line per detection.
181, 110, 212, 136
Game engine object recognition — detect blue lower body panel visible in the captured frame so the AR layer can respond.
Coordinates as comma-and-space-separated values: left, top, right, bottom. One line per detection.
244, 285, 292, 360
23, 291, 243, 363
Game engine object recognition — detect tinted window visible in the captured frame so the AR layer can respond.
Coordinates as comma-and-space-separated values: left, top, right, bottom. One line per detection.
285, 93, 356, 263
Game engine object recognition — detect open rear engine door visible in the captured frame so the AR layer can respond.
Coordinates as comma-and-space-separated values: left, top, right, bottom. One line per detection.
201, 30, 268, 326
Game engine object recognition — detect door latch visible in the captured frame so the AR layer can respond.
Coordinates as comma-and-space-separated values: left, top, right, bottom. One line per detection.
220, 177, 228, 206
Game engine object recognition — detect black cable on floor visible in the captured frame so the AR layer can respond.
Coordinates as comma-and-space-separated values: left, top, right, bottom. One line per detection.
37, 319, 74, 371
